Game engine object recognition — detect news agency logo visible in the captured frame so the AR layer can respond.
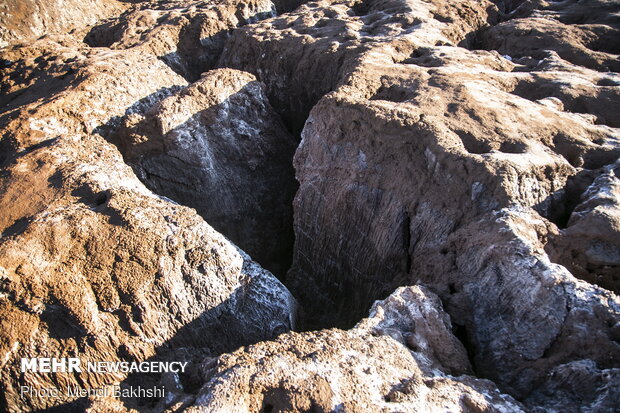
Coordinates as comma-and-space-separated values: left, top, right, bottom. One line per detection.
20, 358, 188, 373
21, 358, 81, 373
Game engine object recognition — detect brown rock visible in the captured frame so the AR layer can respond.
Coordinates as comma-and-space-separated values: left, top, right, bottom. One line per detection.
0, 9, 296, 412
218, 0, 501, 132
479, 0, 620, 72
174, 286, 525, 413
84, 0, 305, 81
0, 0, 127, 48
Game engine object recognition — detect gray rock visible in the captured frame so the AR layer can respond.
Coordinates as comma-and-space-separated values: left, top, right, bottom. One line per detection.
547, 160, 620, 293
113, 68, 297, 277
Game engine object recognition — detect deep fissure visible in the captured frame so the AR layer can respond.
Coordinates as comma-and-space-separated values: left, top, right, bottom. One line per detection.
86, 0, 619, 360
8, 2, 614, 411
96, 0, 598, 336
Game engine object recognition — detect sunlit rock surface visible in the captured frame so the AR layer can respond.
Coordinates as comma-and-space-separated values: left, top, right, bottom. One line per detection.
0, 0, 619, 412
0, 0, 128, 48
0, 1, 298, 411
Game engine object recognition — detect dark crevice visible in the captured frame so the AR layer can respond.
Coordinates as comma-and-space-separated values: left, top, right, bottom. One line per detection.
452, 323, 479, 376
543, 161, 620, 294
1, 216, 33, 238
0, 136, 15, 168
537, 144, 617, 229
261, 403, 274, 413
457, 130, 493, 154
403, 211, 412, 275
83, 18, 124, 48
39, 303, 86, 339
538, 170, 592, 228
370, 83, 417, 102
351, 0, 372, 17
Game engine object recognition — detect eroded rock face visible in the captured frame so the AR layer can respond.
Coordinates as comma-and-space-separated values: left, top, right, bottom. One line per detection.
1, 0, 620, 411
83, 0, 285, 82
479, 0, 620, 73
546, 159, 620, 292
1, 0, 301, 281
112, 68, 297, 277
218, 0, 501, 132
285, 43, 620, 402
289, 39, 619, 321
446, 208, 619, 405
0, 2, 297, 412
164, 286, 525, 413
214, 0, 620, 409
288, 45, 619, 413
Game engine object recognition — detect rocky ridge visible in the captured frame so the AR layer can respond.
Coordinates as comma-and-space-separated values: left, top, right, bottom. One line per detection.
0, 0, 619, 412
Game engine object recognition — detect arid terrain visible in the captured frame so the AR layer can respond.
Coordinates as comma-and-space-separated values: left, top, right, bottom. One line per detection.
0, 0, 619, 412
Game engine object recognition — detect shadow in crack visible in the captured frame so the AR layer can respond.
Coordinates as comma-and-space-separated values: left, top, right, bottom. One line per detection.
1, 215, 34, 238
290, 190, 413, 331
534, 168, 597, 230
155, 24, 239, 83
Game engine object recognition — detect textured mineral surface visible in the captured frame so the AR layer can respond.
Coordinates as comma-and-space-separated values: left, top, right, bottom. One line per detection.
0, 0, 619, 412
